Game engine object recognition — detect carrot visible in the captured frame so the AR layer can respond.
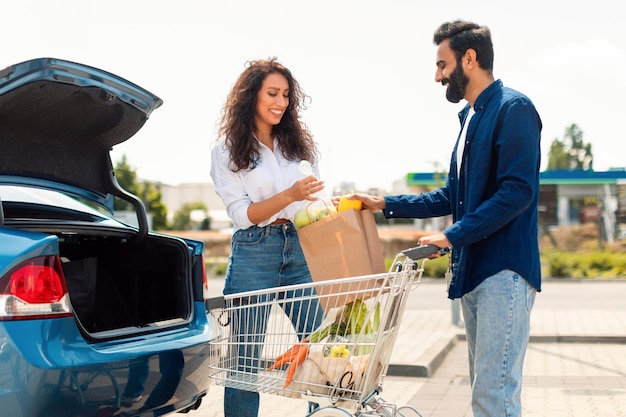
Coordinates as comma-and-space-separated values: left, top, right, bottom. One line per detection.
267, 344, 302, 371
267, 338, 309, 371
284, 344, 310, 387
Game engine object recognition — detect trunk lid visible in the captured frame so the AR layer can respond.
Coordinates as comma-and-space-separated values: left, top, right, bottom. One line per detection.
0, 57, 162, 213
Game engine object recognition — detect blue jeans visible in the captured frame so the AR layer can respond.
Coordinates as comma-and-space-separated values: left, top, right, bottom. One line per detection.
223, 223, 323, 417
461, 270, 536, 417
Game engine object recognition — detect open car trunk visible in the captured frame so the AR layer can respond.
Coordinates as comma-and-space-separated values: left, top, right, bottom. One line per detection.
0, 58, 164, 242
59, 231, 192, 339
0, 58, 195, 340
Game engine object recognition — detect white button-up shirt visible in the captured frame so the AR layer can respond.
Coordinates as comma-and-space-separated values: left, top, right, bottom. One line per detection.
210, 138, 319, 233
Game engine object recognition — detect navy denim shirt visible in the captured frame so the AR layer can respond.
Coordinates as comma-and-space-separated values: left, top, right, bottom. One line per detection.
384, 80, 542, 299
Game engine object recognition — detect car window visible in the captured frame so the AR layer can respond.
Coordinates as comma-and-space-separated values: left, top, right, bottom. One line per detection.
0, 185, 112, 221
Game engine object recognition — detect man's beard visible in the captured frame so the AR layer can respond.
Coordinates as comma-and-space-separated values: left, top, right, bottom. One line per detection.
442, 63, 468, 103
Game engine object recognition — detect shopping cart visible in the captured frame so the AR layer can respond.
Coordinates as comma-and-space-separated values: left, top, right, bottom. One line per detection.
206, 245, 446, 417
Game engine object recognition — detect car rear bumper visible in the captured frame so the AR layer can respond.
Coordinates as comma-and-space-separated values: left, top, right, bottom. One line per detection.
0, 301, 217, 417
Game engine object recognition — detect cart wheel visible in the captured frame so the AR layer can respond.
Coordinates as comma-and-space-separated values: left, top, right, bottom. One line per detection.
308, 406, 352, 417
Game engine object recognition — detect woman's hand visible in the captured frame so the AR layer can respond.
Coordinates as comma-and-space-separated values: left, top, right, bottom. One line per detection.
246, 175, 325, 224
290, 175, 325, 202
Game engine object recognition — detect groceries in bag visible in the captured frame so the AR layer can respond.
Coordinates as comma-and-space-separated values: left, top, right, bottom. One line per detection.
337, 194, 363, 212
293, 161, 337, 229
267, 299, 383, 396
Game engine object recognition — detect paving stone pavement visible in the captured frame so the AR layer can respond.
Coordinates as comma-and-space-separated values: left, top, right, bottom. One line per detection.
406, 340, 626, 417
193, 278, 626, 417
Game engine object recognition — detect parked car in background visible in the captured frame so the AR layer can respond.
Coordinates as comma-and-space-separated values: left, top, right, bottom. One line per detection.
0, 58, 218, 417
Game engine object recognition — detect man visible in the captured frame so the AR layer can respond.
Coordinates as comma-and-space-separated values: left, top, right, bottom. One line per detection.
350, 20, 542, 416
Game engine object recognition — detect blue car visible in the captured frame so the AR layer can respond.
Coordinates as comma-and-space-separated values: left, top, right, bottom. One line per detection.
0, 58, 218, 417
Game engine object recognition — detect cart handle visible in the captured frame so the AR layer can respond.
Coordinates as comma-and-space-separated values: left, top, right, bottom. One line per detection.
401, 245, 451, 260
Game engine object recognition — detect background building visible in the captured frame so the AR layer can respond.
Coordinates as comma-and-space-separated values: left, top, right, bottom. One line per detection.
407, 169, 626, 243
154, 169, 626, 242
159, 182, 231, 230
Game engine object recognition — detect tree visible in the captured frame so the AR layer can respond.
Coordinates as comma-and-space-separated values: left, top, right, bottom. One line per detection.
171, 202, 209, 231
113, 155, 140, 211
140, 182, 168, 231
547, 124, 593, 170
113, 155, 169, 230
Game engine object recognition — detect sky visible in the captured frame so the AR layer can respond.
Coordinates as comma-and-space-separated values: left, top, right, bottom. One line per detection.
4, 0, 625, 193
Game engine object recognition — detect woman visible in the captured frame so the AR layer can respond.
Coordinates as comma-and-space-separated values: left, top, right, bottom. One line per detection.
210, 58, 324, 417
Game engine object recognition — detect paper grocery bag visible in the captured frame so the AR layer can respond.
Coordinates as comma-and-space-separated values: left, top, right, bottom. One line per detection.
296, 209, 386, 310
286, 343, 373, 398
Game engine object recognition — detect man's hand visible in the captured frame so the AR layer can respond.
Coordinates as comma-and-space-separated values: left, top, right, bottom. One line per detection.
417, 232, 451, 252
344, 193, 386, 212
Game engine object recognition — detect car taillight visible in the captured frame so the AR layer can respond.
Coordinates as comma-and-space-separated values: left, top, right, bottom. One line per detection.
0, 255, 72, 320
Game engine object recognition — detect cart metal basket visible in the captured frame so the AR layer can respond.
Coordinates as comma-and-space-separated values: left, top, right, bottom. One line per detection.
207, 248, 436, 415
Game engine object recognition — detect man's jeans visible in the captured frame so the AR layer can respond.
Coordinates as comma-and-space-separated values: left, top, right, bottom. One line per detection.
461, 270, 537, 417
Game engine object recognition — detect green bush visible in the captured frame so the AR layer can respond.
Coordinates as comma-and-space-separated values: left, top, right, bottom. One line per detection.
206, 259, 228, 277
391, 248, 626, 280
422, 256, 449, 278
543, 250, 626, 278
207, 248, 626, 280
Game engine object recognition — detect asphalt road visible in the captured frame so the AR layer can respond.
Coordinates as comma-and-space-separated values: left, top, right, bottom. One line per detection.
208, 274, 626, 312
405, 278, 626, 310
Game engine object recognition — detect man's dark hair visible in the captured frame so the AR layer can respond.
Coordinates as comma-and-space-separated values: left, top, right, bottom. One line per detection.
433, 20, 494, 71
